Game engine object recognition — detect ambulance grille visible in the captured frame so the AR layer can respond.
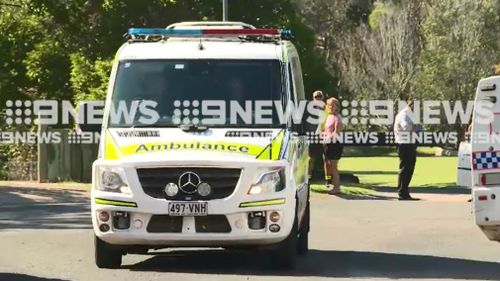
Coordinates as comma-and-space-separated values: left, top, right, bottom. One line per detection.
147, 215, 183, 233
136, 168, 242, 200
146, 215, 231, 233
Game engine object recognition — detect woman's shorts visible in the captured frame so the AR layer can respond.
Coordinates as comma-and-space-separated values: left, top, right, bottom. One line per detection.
324, 143, 343, 160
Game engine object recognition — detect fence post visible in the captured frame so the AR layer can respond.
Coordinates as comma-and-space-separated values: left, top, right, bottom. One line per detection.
38, 122, 48, 183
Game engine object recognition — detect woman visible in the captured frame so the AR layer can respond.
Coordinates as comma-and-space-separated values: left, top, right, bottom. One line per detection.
323, 97, 343, 195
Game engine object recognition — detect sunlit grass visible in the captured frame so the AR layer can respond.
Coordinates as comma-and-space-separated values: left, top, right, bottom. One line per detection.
311, 156, 459, 195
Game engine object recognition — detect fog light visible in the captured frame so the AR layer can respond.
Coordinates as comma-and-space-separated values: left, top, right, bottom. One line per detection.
197, 182, 211, 197
269, 211, 280, 222
269, 224, 280, 233
98, 211, 110, 222
113, 211, 130, 230
133, 219, 143, 229
165, 183, 179, 197
99, 224, 110, 232
248, 211, 266, 230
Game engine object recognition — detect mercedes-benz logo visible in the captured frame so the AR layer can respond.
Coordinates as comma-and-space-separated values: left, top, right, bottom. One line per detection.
178, 171, 201, 194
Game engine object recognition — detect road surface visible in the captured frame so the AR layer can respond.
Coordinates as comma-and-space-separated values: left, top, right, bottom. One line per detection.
0, 184, 498, 281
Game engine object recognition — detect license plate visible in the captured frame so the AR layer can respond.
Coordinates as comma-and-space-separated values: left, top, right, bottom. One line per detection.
168, 202, 208, 216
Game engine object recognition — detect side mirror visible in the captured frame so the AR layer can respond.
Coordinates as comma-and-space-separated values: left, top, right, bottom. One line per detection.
77, 123, 102, 133
76, 101, 104, 133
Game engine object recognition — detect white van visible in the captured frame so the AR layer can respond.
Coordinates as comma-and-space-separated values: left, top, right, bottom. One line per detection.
91, 22, 310, 269
456, 141, 472, 187
471, 76, 500, 241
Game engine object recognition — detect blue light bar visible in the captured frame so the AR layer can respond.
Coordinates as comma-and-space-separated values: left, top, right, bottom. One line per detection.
280, 29, 292, 38
128, 28, 202, 36
127, 28, 292, 39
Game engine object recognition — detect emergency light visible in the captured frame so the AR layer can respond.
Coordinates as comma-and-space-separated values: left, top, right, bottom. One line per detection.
127, 28, 292, 39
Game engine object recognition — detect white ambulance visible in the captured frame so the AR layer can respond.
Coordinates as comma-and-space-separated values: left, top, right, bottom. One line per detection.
470, 76, 500, 242
91, 22, 311, 269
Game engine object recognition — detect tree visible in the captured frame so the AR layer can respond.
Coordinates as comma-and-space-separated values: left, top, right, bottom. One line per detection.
0, 0, 333, 105
300, 0, 372, 98
416, 0, 500, 103
337, 1, 424, 100
0, 0, 335, 180
70, 54, 112, 102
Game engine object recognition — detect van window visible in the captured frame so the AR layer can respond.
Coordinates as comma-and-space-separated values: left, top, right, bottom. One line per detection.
291, 57, 305, 101
109, 59, 282, 128
288, 63, 295, 103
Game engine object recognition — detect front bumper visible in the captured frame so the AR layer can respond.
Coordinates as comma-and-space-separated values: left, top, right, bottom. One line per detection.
91, 157, 296, 247
92, 202, 293, 246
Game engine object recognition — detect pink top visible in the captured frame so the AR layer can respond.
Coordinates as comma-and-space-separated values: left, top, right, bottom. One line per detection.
324, 113, 343, 140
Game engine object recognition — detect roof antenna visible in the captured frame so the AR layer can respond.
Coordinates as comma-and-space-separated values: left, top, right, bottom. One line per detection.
198, 38, 205, 50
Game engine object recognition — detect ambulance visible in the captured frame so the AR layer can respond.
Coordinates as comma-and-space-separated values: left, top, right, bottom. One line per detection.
470, 76, 500, 242
91, 22, 311, 269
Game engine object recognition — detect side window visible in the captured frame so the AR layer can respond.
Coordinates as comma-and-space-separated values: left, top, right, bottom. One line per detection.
290, 55, 309, 131
288, 63, 295, 103
291, 56, 305, 102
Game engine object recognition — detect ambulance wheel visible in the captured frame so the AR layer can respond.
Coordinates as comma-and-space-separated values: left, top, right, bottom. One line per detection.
297, 200, 310, 255
95, 236, 122, 269
272, 210, 298, 269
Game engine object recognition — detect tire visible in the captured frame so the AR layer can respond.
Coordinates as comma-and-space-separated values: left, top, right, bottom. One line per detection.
272, 209, 298, 269
297, 199, 310, 255
95, 236, 122, 269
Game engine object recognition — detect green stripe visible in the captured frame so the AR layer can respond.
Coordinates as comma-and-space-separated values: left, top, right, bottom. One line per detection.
256, 130, 286, 160
95, 198, 137, 208
239, 198, 286, 208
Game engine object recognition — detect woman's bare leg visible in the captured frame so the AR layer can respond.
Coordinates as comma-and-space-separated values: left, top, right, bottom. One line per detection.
331, 160, 340, 190
324, 159, 332, 186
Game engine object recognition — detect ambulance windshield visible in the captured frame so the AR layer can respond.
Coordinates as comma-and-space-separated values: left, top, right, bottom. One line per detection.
109, 59, 284, 128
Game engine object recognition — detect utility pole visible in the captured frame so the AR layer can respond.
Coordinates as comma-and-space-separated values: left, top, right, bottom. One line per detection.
222, 0, 228, 21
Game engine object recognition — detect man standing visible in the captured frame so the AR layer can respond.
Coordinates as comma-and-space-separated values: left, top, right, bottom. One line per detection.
308, 91, 325, 182
394, 100, 419, 200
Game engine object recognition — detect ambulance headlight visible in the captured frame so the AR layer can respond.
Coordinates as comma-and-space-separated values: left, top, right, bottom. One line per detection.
96, 167, 131, 194
248, 168, 285, 195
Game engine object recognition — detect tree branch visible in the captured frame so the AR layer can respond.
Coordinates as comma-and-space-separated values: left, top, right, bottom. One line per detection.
0, 2, 22, 8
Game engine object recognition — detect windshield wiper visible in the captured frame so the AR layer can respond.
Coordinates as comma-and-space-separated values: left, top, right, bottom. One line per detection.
128, 123, 173, 128
178, 124, 209, 132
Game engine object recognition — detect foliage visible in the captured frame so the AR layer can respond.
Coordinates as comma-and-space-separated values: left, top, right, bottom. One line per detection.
318, 0, 424, 101
300, 0, 500, 137
0, 0, 334, 179
416, 0, 500, 102
70, 54, 112, 102
0, 0, 332, 104
301, 0, 372, 98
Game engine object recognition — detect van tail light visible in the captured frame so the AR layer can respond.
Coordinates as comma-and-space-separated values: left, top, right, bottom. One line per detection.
478, 195, 488, 201
481, 174, 487, 186
479, 173, 500, 186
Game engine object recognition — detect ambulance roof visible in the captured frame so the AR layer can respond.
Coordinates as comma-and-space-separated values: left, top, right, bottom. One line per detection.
116, 40, 285, 61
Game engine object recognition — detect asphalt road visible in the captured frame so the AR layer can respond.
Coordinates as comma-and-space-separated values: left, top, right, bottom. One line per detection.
0, 185, 499, 281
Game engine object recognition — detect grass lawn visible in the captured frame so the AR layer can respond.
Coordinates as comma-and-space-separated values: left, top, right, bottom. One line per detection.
311, 156, 459, 195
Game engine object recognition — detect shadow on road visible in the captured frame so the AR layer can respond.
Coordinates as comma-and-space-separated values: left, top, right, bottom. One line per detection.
126, 249, 500, 279
333, 193, 395, 200
345, 170, 399, 175
320, 184, 469, 201
0, 186, 91, 230
0, 273, 68, 281
372, 185, 470, 195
